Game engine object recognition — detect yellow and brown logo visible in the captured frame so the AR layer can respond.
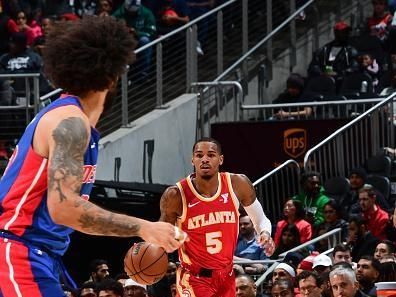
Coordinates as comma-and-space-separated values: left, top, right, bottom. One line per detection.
284, 128, 307, 158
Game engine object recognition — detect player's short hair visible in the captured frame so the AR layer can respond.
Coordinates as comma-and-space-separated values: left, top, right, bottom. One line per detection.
193, 137, 222, 154
43, 16, 136, 97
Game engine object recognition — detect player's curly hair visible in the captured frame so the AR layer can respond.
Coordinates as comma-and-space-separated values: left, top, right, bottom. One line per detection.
43, 16, 137, 97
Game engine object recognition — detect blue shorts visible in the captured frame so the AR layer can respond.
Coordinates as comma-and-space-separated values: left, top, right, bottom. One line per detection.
0, 237, 65, 297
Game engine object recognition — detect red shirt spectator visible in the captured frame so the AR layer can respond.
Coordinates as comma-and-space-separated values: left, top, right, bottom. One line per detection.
275, 219, 312, 246
274, 199, 312, 246
363, 204, 389, 240
7, 11, 43, 46
367, 0, 392, 41
359, 184, 389, 240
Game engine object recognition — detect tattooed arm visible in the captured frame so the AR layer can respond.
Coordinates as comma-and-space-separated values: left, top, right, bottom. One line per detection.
159, 186, 183, 224
35, 108, 181, 252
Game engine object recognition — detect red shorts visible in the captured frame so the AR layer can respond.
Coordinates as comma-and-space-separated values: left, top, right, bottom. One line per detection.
176, 266, 235, 297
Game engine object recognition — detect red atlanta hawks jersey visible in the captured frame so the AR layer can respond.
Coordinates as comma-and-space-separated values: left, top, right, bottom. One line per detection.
176, 172, 240, 270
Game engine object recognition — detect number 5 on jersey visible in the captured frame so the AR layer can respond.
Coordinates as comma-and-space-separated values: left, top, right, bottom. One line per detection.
206, 231, 222, 254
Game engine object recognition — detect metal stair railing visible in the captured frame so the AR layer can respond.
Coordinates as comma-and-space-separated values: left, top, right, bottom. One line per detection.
304, 94, 396, 180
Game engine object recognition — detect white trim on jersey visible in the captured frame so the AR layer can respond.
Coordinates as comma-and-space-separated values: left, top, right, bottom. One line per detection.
4, 159, 47, 231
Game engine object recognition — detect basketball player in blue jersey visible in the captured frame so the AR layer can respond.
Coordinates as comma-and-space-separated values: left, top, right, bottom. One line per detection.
0, 17, 185, 297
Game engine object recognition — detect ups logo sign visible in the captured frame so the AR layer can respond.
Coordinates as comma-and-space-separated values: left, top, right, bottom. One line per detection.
284, 128, 307, 158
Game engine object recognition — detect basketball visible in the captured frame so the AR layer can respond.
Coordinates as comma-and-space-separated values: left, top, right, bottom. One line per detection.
124, 242, 169, 285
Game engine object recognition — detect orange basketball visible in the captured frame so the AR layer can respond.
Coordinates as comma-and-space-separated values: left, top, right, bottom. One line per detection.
124, 242, 168, 285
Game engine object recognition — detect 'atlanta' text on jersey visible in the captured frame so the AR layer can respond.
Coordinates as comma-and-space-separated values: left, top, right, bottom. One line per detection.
176, 172, 240, 271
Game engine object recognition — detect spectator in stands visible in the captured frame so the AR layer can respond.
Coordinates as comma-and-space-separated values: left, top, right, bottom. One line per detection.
114, 273, 129, 286
0, 32, 51, 99
314, 224, 331, 253
356, 255, 380, 296
271, 279, 294, 297
312, 254, 332, 275
124, 278, 148, 297
297, 252, 319, 273
147, 261, 177, 297
234, 215, 267, 275
316, 199, 348, 242
347, 215, 380, 262
63, 284, 78, 297
293, 172, 330, 227
358, 184, 389, 240
43, 0, 74, 18
272, 73, 313, 119
113, 0, 156, 78
308, 21, 359, 87
13, 10, 43, 46
272, 263, 296, 284
367, 0, 392, 43
32, 17, 53, 56
272, 224, 308, 259
329, 266, 365, 297
185, 0, 214, 55
80, 282, 98, 297
96, 0, 114, 17
378, 261, 396, 281
345, 167, 368, 215
283, 251, 305, 271
0, 1, 11, 56
296, 270, 323, 297
97, 279, 124, 297
274, 199, 312, 247
235, 274, 260, 297
346, 168, 390, 216
88, 259, 110, 283
0, 32, 42, 72
357, 52, 380, 89
374, 240, 396, 260
319, 271, 332, 297
157, 0, 189, 34
333, 244, 353, 265
74, 0, 98, 17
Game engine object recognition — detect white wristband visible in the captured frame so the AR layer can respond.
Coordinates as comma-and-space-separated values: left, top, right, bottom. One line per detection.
243, 199, 272, 236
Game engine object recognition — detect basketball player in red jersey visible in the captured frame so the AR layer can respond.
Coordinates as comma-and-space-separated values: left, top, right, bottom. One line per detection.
160, 138, 275, 297
0, 17, 184, 296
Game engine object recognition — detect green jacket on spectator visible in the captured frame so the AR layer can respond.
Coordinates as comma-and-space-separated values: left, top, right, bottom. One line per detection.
293, 187, 329, 226
112, 5, 156, 39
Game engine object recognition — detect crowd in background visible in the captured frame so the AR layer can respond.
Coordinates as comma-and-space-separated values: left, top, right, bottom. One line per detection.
272, 0, 396, 121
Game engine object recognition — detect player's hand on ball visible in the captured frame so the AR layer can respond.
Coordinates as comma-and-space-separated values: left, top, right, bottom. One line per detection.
141, 222, 187, 253
257, 231, 275, 257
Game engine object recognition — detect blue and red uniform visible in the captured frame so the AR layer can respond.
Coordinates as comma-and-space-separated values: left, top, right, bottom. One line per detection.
0, 95, 99, 297
175, 172, 239, 297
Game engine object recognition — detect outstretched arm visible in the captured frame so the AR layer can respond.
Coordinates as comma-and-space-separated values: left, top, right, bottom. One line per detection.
40, 110, 181, 252
231, 174, 275, 256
